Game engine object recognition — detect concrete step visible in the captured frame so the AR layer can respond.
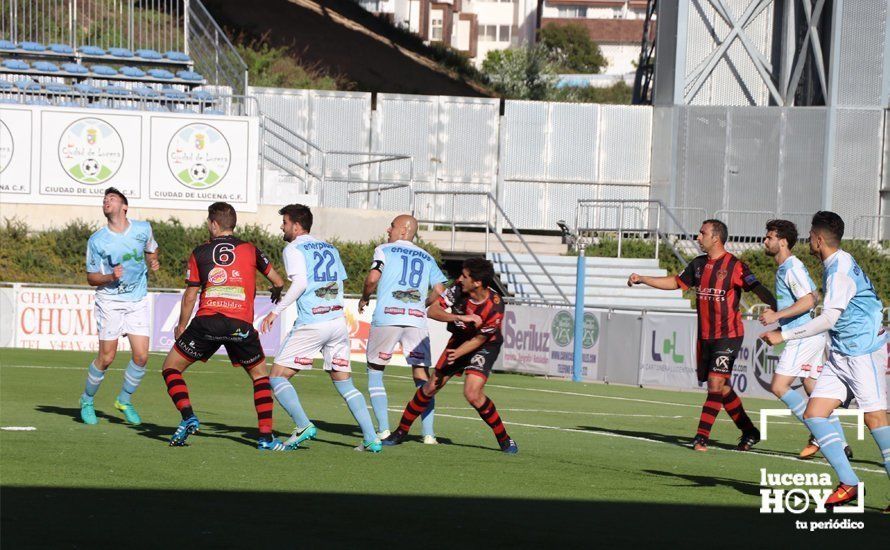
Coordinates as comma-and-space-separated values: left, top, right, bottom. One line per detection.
420, 231, 567, 256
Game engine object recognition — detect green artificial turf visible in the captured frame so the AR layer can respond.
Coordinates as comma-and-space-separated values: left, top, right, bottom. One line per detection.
1, 348, 886, 547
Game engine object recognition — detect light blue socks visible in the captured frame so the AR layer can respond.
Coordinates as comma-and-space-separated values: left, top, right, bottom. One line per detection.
334, 378, 377, 443
116, 360, 146, 404
270, 377, 312, 430
367, 368, 389, 433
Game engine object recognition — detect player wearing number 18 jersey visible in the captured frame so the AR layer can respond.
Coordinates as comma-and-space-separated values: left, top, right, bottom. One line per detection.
383, 258, 517, 453
260, 204, 381, 452
358, 214, 448, 443
160, 202, 287, 450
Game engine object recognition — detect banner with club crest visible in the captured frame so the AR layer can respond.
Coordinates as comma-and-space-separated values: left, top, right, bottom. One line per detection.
0, 105, 258, 211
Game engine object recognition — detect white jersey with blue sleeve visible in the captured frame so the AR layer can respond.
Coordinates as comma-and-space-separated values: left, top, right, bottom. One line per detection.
775, 255, 817, 329
370, 241, 447, 328
283, 235, 347, 326
822, 250, 885, 356
85, 219, 157, 302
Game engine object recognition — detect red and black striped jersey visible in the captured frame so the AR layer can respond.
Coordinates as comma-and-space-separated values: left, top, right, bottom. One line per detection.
185, 235, 272, 324
676, 253, 760, 340
438, 285, 505, 346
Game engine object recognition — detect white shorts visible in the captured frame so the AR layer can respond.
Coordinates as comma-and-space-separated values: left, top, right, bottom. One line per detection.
366, 325, 431, 366
775, 333, 826, 380
811, 346, 888, 413
95, 297, 150, 341
275, 318, 351, 372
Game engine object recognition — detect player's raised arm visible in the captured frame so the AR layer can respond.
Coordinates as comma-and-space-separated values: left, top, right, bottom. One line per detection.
759, 292, 816, 326
426, 282, 446, 307
428, 294, 482, 326
627, 273, 680, 290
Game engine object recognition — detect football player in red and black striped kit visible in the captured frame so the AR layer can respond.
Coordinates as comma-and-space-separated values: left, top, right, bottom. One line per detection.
159, 202, 287, 450
383, 257, 518, 453
628, 220, 776, 452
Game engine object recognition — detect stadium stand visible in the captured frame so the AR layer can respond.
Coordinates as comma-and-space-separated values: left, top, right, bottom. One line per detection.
489, 254, 692, 311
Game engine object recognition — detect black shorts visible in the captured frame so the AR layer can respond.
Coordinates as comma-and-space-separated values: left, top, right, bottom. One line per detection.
174, 313, 265, 369
696, 336, 743, 383
436, 341, 501, 380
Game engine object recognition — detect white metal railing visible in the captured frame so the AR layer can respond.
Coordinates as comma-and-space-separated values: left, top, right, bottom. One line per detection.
852, 215, 890, 244
574, 199, 690, 265
413, 190, 570, 305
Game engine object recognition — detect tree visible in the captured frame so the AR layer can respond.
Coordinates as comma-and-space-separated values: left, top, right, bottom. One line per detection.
539, 24, 608, 74
481, 45, 558, 100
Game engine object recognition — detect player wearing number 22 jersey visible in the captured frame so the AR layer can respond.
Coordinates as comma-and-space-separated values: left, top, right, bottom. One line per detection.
359, 214, 448, 443
160, 202, 287, 450
260, 204, 382, 452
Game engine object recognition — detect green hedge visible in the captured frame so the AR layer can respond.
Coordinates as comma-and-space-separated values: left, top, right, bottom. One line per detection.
578, 237, 890, 305
0, 219, 442, 295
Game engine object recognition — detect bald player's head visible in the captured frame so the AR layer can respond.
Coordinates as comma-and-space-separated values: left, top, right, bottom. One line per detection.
387, 214, 418, 243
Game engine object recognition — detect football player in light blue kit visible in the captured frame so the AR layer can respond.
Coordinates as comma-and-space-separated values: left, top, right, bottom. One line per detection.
80, 187, 159, 426
260, 204, 381, 452
358, 214, 449, 443
758, 219, 849, 459
762, 211, 888, 510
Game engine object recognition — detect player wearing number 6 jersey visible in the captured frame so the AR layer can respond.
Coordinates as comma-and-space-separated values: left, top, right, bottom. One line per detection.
358, 214, 448, 443
761, 212, 888, 510
260, 204, 381, 452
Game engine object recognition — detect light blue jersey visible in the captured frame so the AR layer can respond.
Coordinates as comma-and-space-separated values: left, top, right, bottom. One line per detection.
282, 235, 348, 326
85, 219, 157, 302
370, 241, 447, 328
822, 250, 885, 356
775, 255, 817, 329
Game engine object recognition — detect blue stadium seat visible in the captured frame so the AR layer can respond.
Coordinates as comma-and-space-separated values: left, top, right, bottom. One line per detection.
147, 68, 174, 80
91, 65, 118, 76
0, 40, 15, 50
58, 100, 82, 108
108, 47, 134, 58
3, 59, 31, 71
162, 88, 189, 100
0, 97, 21, 104
136, 49, 163, 60
204, 109, 226, 115
176, 70, 203, 81
25, 97, 52, 105
164, 50, 191, 62
191, 90, 214, 100
49, 43, 75, 54
20, 41, 46, 52
61, 63, 89, 75
120, 66, 146, 78
144, 104, 168, 112
88, 101, 111, 109
45, 83, 72, 93
79, 45, 106, 56
14, 79, 41, 91
74, 82, 102, 94
103, 85, 131, 96
32, 61, 60, 72
0, 80, 14, 90
172, 107, 197, 114
133, 86, 160, 98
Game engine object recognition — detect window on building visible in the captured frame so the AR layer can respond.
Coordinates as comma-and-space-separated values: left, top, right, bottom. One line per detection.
431, 16, 443, 40
556, 6, 587, 18
498, 25, 511, 42
479, 25, 497, 42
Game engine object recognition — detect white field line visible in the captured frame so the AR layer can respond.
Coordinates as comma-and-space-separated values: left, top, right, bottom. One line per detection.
1, 426, 36, 431
398, 409, 887, 476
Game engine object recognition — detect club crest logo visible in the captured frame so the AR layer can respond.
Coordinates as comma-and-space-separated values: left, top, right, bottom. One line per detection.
550, 311, 599, 348
0, 120, 13, 173
167, 123, 231, 189
716, 269, 728, 279
58, 118, 124, 184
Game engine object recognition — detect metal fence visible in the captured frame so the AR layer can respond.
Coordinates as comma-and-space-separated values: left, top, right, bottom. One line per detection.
0, 0, 246, 94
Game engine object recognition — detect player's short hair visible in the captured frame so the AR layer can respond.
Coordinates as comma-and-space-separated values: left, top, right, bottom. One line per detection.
208, 202, 237, 231
702, 219, 728, 244
463, 257, 495, 286
104, 187, 128, 206
765, 219, 798, 249
279, 204, 313, 232
811, 211, 844, 245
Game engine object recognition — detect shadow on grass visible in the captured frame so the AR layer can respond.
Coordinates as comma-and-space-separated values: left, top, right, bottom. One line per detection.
2, 487, 886, 547
642, 469, 762, 497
